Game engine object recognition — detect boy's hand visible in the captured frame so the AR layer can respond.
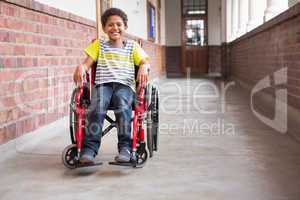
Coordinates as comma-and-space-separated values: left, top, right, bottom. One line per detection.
137, 63, 149, 88
73, 57, 94, 84
73, 65, 86, 84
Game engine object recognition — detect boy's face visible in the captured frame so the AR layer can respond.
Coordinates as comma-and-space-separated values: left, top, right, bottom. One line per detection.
103, 15, 127, 42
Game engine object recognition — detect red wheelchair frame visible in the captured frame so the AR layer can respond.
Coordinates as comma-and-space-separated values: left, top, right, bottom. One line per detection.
62, 65, 159, 169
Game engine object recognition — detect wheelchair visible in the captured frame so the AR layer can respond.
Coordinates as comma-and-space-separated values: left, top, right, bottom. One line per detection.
62, 64, 159, 169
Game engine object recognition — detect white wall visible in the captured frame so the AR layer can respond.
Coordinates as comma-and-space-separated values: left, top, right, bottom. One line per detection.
161, 0, 166, 45
36, 0, 165, 43
36, 0, 96, 21
112, 0, 148, 40
165, 0, 181, 46
208, 0, 221, 45
221, 0, 227, 43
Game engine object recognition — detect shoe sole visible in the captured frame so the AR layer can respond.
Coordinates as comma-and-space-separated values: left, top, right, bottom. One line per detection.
79, 157, 94, 164
114, 156, 130, 163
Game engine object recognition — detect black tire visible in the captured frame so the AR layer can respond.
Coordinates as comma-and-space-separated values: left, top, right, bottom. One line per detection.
146, 85, 159, 157
62, 144, 78, 169
146, 116, 153, 157
69, 88, 78, 144
146, 85, 154, 158
135, 147, 148, 168
152, 86, 159, 151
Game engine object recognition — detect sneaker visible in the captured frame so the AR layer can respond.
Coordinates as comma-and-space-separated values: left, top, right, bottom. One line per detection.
79, 153, 94, 164
115, 148, 131, 163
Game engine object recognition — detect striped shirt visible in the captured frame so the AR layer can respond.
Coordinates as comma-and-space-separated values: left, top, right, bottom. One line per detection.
84, 39, 149, 91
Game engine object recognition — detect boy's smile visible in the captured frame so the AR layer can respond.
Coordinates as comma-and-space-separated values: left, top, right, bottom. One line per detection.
103, 15, 127, 46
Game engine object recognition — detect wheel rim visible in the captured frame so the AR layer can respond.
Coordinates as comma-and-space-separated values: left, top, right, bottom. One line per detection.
136, 150, 148, 167
62, 145, 78, 169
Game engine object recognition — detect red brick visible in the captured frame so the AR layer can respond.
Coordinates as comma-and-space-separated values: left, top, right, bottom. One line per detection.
14, 46, 25, 55
0, 110, 9, 124
15, 119, 24, 137
0, 17, 7, 28
0, 129, 5, 144
37, 113, 46, 127
288, 85, 300, 97
23, 117, 35, 133
0, 82, 21, 97
0, 44, 14, 55
288, 94, 300, 110
0, 123, 17, 144
2, 3, 20, 17
5, 18, 23, 30
0, 107, 28, 124
0, 68, 48, 82
0, 96, 17, 108
0, 30, 16, 42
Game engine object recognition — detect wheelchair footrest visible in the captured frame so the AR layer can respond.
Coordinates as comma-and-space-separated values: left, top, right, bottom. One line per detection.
76, 161, 103, 168
108, 161, 136, 167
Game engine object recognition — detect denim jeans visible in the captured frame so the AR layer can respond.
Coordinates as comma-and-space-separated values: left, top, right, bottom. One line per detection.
82, 82, 134, 157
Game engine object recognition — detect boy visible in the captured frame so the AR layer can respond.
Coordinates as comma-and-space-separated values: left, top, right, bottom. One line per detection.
73, 8, 150, 163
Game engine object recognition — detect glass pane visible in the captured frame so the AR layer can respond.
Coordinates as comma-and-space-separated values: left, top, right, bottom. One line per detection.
185, 19, 206, 46
183, 0, 206, 16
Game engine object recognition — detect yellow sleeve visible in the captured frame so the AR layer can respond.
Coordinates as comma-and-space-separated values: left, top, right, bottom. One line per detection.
84, 39, 100, 62
133, 41, 150, 66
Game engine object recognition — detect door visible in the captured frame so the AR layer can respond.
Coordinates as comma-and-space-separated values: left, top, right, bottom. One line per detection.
181, 0, 208, 76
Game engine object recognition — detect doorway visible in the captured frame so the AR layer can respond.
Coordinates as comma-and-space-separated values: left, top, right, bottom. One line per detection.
181, 0, 208, 75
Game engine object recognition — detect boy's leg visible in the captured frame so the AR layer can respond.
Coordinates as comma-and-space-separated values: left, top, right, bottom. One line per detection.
112, 83, 134, 162
81, 83, 113, 161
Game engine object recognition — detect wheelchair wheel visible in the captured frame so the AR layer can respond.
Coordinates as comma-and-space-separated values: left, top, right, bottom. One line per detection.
69, 88, 78, 144
135, 147, 148, 168
152, 86, 159, 151
147, 85, 159, 157
62, 144, 78, 169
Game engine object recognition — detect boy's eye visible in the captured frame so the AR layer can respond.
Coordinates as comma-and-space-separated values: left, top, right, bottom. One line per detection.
108, 23, 122, 27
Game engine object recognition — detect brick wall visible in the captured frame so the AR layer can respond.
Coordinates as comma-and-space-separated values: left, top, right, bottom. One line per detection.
0, 0, 164, 145
0, 0, 97, 145
143, 40, 165, 78
229, 4, 300, 110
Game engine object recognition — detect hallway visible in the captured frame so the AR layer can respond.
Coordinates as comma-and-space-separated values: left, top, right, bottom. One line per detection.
1, 78, 300, 200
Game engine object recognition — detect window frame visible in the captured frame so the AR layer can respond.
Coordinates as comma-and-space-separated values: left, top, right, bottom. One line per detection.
147, 1, 156, 42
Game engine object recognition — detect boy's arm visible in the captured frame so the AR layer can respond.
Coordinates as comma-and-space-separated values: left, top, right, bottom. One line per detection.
73, 39, 99, 83
73, 56, 95, 83
133, 41, 150, 87
137, 59, 150, 87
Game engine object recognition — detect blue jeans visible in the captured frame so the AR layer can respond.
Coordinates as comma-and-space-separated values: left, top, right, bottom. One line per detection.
82, 82, 134, 157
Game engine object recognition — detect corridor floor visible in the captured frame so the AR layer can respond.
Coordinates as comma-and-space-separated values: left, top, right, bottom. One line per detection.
1, 78, 300, 200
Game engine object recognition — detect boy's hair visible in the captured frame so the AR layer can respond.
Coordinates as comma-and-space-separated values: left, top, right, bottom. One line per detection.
101, 8, 128, 27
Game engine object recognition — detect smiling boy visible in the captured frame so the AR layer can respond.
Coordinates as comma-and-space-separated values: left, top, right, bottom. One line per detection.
73, 8, 150, 163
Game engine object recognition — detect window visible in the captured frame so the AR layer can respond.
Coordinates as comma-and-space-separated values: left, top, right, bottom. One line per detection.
183, 0, 207, 16
185, 19, 206, 46
147, 2, 156, 41
182, 0, 207, 46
